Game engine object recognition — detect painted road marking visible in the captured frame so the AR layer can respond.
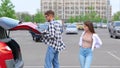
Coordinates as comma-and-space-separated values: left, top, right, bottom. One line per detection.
107, 51, 120, 61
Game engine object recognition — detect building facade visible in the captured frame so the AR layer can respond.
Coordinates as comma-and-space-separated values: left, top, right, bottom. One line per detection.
41, 0, 111, 21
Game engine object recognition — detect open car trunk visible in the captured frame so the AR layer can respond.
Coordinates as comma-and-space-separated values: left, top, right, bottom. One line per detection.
0, 17, 41, 68
10, 22, 41, 34
0, 17, 41, 34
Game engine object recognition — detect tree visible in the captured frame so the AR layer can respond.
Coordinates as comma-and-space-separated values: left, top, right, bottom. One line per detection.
16, 12, 32, 22
79, 6, 102, 23
75, 16, 79, 22
68, 16, 75, 23
113, 11, 120, 21
79, 15, 86, 22
55, 15, 60, 20
34, 10, 46, 23
94, 16, 102, 23
0, 0, 16, 18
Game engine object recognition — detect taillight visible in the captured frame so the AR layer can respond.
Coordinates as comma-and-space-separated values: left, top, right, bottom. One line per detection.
0, 42, 14, 68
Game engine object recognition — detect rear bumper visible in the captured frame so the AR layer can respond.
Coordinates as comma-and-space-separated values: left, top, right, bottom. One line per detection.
66, 30, 78, 34
5, 59, 24, 68
5, 59, 15, 68
15, 60, 24, 68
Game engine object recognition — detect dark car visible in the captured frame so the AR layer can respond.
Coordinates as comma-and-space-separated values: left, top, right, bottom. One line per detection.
29, 31, 43, 42
0, 17, 41, 68
29, 23, 48, 42
109, 21, 120, 38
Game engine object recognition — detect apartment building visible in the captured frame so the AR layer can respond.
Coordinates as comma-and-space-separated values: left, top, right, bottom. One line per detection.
41, 0, 111, 21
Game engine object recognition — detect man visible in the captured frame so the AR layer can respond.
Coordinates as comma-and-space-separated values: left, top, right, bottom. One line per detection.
43, 10, 65, 68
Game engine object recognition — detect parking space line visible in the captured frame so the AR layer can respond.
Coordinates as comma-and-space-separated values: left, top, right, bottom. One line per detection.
107, 51, 120, 61
24, 66, 120, 68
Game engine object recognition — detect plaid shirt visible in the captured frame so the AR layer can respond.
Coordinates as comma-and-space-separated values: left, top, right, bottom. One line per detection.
42, 20, 65, 52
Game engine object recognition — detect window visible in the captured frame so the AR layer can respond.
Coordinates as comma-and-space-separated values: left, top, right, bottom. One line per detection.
75, 11, 79, 14
58, 6, 62, 9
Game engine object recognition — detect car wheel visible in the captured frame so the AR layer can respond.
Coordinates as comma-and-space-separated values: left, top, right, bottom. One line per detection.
35, 38, 39, 42
110, 34, 113, 38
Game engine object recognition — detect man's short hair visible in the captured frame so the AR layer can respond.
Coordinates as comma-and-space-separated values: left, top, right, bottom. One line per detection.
45, 10, 54, 16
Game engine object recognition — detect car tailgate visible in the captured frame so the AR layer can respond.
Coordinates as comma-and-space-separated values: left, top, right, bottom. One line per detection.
10, 22, 41, 34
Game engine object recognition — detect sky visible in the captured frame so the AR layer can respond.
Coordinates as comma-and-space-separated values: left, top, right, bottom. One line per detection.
0, 0, 120, 15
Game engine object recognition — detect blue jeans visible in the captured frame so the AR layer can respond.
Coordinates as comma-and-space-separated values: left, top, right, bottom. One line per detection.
44, 46, 59, 68
79, 47, 93, 68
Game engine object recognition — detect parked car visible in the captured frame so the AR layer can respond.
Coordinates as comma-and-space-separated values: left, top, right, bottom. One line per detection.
0, 17, 41, 68
93, 23, 97, 28
29, 31, 42, 42
101, 23, 107, 28
65, 25, 78, 34
29, 23, 48, 42
109, 21, 120, 38
29, 21, 64, 42
97, 23, 107, 28
64, 23, 71, 28
76, 23, 84, 30
97, 23, 102, 28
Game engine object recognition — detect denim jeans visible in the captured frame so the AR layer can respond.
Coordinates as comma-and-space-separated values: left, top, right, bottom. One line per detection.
79, 47, 93, 68
44, 46, 59, 68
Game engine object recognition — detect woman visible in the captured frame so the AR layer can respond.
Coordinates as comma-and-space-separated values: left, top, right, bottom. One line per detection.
79, 21, 102, 68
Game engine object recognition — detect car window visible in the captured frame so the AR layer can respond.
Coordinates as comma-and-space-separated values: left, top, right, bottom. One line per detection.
38, 24, 48, 30
115, 22, 120, 26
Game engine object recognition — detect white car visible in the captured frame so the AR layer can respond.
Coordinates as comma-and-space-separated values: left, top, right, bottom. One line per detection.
65, 25, 78, 34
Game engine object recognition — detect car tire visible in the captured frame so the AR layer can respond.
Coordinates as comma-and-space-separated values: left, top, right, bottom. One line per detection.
35, 38, 39, 42
110, 34, 113, 38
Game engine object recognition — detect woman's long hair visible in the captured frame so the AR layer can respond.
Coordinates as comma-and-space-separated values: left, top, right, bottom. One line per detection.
84, 21, 95, 33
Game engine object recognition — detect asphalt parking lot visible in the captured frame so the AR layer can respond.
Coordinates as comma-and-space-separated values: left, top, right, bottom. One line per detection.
10, 28, 120, 68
